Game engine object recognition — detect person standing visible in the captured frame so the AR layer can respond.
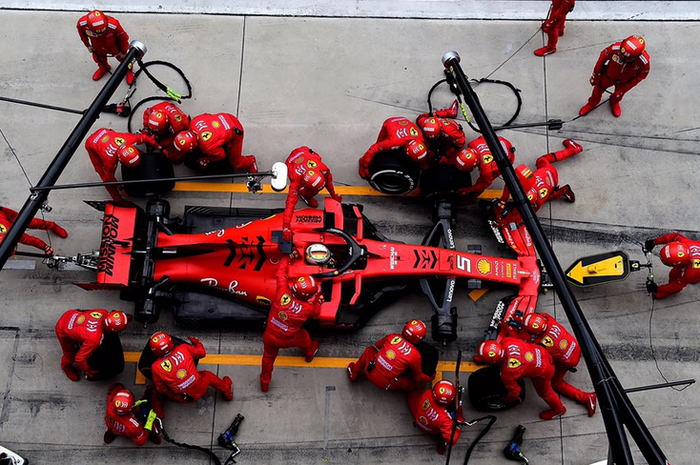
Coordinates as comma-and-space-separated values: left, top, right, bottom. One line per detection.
77, 10, 133, 83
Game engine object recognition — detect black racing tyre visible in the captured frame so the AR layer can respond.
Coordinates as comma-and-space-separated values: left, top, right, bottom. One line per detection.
86, 332, 125, 380
419, 163, 472, 203
416, 341, 439, 377
468, 365, 526, 411
368, 149, 420, 195
121, 151, 175, 197
138, 336, 196, 381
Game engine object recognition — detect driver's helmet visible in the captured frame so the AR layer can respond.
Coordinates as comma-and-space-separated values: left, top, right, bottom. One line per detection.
305, 243, 332, 265
432, 379, 456, 406
86, 10, 108, 34
112, 389, 135, 415
660, 242, 689, 267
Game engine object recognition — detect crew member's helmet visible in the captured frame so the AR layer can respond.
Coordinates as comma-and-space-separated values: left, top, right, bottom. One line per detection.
87, 10, 108, 34
117, 145, 141, 167
302, 170, 325, 191
402, 319, 427, 345
477, 340, 505, 364
150, 331, 174, 358
103, 311, 130, 333
420, 117, 442, 139
305, 244, 332, 266
522, 313, 548, 336
455, 147, 479, 172
145, 111, 168, 134
405, 139, 427, 161
620, 35, 646, 61
432, 379, 456, 406
173, 130, 198, 153
660, 242, 689, 267
112, 389, 135, 415
291, 275, 319, 300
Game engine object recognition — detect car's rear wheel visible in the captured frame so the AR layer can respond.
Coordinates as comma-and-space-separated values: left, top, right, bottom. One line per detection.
468, 365, 526, 411
368, 149, 420, 195
121, 151, 175, 197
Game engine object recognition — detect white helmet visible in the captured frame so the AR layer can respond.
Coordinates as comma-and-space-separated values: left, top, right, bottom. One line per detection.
305, 244, 332, 265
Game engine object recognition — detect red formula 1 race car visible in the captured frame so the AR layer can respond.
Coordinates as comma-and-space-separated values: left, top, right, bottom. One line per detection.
54, 197, 547, 343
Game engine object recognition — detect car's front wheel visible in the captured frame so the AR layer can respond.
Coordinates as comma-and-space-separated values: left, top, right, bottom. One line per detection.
368, 149, 420, 195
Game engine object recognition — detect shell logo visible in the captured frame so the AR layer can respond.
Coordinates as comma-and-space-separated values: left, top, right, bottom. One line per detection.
278, 311, 288, 321
176, 369, 187, 379
418, 416, 428, 425
101, 136, 110, 143
77, 315, 86, 324
385, 350, 396, 360
212, 121, 220, 128
559, 339, 569, 350
477, 259, 491, 275
524, 352, 534, 362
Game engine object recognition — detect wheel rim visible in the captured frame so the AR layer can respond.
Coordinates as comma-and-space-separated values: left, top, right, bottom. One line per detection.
370, 170, 415, 195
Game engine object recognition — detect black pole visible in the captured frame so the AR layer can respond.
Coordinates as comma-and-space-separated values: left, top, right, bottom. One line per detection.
0, 95, 85, 115
442, 51, 670, 465
0, 41, 147, 272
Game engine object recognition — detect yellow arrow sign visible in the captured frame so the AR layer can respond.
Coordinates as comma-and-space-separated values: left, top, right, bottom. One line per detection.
566, 251, 631, 287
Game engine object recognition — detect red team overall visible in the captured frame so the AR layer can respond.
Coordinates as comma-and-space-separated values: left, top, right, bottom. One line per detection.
416, 101, 466, 163
0, 206, 67, 256
497, 139, 582, 219
347, 320, 434, 391
476, 338, 566, 420
358, 117, 428, 178
522, 313, 597, 416
173, 113, 257, 173
534, 0, 576, 57
104, 386, 149, 446
150, 332, 233, 403
260, 254, 322, 392
77, 10, 133, 83
142, 102, 190, 163
580, 35, 650, 117
407, 380, 466, 454
645, 234, 700, 299
55, 309, 129, 381
455, 136, 516, 200
283, 147, 342, 241
85, 128, 160, 202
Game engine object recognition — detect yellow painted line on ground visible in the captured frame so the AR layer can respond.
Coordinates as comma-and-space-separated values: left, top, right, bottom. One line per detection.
125, 352, 479, 385
469, 288, 490, 302
173, 181, 502, 199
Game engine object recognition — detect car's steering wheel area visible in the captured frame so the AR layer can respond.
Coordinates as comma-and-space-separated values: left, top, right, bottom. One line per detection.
314, 228, 366, 278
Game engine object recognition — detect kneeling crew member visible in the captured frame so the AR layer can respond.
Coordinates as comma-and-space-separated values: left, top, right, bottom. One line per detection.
408, 380, 466, 454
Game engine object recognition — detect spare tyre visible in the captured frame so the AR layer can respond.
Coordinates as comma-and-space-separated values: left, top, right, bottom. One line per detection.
121, 151, 175, 197
468, 365, 526, 411
368, 149, 420, 195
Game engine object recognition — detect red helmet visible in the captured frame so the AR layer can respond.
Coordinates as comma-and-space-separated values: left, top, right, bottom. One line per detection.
117, 144, 141, 167
455, 148, 479, 172
477, 340, 505, 364
290, 275, 319, 300
660, 242, 689, 267
150, 331, 174, 358
103, 311, 129, 333
402, 319, 427, 345
112, 389, 135, 415
620, 35, 646, 61
302, 170, 325, 191
420, 117, 442, 139
523, 313, 548, 336
405, 139, 427, 161
174, 130, 198, 153
86, 10, 108, 34
432, 379, 456, 406
145, 110, 168, 134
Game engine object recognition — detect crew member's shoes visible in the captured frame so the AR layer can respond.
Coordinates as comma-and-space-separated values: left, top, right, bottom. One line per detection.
302, 197, 319, 208
63, 368, 81, 382
92, 66, 110, 81
260, 379, 269, 393
559, 185, 576, 203
534, 46, 556, 57
610, 101, 622, 117
437, 440, 447, 455
305, 341, 320, 363
586, 392, 597, 416
539, 406, 566, 420
563, 139, 583, 155
126, 70, 135, 85
347, 362, 359, 381
559, 26, 565, 37
222, 376, 234, 401
104, 430, 117, 444
51, 224, 68, 238
579, 103, 594, 116
447, 99, 459, 118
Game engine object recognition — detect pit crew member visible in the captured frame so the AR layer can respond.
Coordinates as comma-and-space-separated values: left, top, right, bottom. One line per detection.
0, 205, 67, 256
534, 0, 576, 57
283, 146, 342, 241
347, 319, 434, 391
407, 380, 466, 454
104, 384, 162, 446
150, 331, 233, 402
522, 313, 597, 416
358, 117, 428, 179
141, 102, 190, 163
475, 338, 566, 420
55, 309, 130, 381
455, 136, 516, 201
416, 100, 466, 163
260, 251, 322, 392
579, 35, 650, 117
173, 113, 257, 173
644, 233, 700, 299
77, 10, 133, 83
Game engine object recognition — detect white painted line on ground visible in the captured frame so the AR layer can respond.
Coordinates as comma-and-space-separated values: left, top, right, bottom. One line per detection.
2, 1, 700, 21
2, 260, 35, 270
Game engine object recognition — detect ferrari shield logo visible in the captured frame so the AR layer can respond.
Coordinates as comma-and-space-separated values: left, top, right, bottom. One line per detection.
539, 188, 548, 198
201, 131, 213, 141
114, 137, 125, 146
483, 154, 493, 164
422, 399, 430, 410
693, 259, 700, 269
410, 127, 419, 136
390, 336, 402, 345
160, 360, 172, 372
542, 336, 554, 347
0, 223, 6, 233
508, 358, 521, 369
307, 160, 317, 169
90, 311, 103, 319
280, 293, 291, 306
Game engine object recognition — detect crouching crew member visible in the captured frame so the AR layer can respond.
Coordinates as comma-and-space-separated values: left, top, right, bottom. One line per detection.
408, 380, 466, 454
0, 205, 67, 256
141, 101, 190, 163
358, 117, 428, 179
645, 233, 700, 299
104, 384, 162, 446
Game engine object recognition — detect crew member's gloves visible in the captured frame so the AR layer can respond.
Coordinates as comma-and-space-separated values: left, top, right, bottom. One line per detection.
646, 281, 658, 294
590, 73, 600, 86
44, 245, 54, 256
188, 336, 201, 346
332, 194, 343, 203
198, 158, 210, 169
87, 46, 94, 53
283, 228, 293, 242
644, 239, 656, 252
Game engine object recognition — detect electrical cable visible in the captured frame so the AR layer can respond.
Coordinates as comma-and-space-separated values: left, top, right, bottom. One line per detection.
648, 297, 691, 392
